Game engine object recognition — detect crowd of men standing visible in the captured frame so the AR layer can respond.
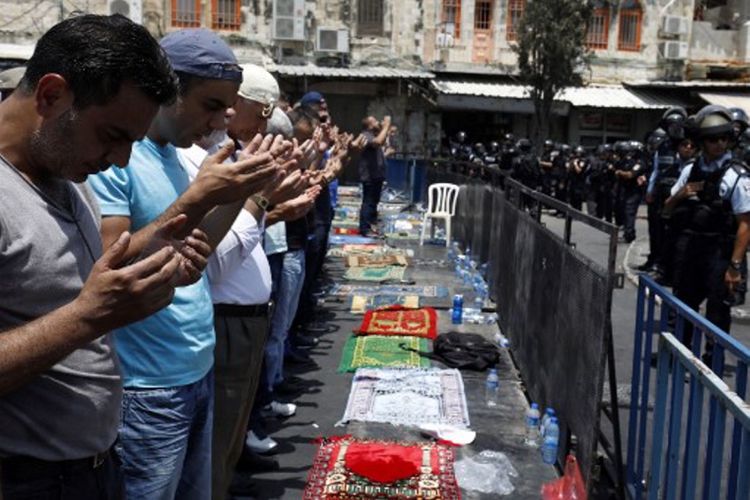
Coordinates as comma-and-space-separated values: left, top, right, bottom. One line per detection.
0, 13, 394, 500
446, 103, 750, 366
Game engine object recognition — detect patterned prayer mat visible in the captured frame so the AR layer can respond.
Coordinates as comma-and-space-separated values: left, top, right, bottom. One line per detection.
341, 368, 470, 428
343, 266, 406, 283
349, 295, 419, 314
331, 284, 448, 298
328, 244, 412, 258
345, 254, 408, 268
333, 227, 361, 235
357, 306, 438, 340
338, 335, 430, 372
303, 436, 460, 500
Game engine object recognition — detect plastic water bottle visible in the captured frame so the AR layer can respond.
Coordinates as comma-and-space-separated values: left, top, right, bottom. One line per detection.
451, 294, 464, 325
541, 407, 556, 436
485, 368, 499, 407
542, 417, 560, 465
494, 331, 510, 348
524, 403, 541, 447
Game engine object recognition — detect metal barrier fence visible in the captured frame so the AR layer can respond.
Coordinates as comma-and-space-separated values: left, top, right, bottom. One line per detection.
424, 160, 624, 495
627, 275, 750, 500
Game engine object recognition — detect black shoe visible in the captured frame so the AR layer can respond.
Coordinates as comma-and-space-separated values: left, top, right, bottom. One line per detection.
293, 334, 319, 348
636, 260, 654, 272
236, 449, 280, 472
228, 472, 260, 497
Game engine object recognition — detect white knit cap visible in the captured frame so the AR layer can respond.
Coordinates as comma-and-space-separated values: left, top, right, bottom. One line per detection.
238, 64, 279, 116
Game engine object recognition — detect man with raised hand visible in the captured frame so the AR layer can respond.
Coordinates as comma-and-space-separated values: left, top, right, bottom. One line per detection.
0, 14, 187, 499
88, 29, 285, 499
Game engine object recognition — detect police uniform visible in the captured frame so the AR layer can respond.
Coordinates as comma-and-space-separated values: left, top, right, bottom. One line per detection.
648, 140, 684, 279
614, 148, 645, 242
669, 152, 750, 344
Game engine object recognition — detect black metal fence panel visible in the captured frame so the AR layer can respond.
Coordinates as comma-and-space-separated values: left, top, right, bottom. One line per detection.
428, 161, 614, 490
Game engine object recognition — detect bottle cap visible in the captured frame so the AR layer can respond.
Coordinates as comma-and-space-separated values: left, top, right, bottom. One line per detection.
531, 402, 538, 409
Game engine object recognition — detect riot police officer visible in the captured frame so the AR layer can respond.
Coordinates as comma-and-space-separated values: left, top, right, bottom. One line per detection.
512, 138, 540, 189
588, 144, 616, 221
552, 144, 571, 214
499, 133, 518, 171
664, 105, 750, 362
449, 131, 473, 161
642, 108, 688, 275
614, 141, 646, 242
538, 139, 556, 196
567, 145, 588, 211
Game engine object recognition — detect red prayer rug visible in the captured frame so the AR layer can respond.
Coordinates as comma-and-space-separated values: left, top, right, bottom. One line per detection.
303, 436, 460, 499
356, 306, 438, 340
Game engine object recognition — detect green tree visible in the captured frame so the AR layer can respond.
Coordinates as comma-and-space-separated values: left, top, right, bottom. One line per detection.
512, 0, 592, 149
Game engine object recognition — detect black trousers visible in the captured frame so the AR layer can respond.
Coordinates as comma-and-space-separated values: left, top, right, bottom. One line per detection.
646, 199, 663, 265
359, 180, 383, 235
616, 186, 641, 241
672, 233, 732, 354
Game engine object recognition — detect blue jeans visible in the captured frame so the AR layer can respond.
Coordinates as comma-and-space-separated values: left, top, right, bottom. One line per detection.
266, 250, 306, 392
116, 370, 213, 500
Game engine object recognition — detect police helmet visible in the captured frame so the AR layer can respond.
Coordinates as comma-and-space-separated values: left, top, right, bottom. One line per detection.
629, 140, 644, 152
488, 140, 500, 152
597, 143, 612, 155
517, 138, 532, 152
474, 142, 486, 153
503, 133, 515, 143
648, 128, 668, 149
573, 145, 585, 156
455, 131, 467, 143
543, 139, 554, 149
560, 144, 572, 155
740, 143, 750, 164
729, 107, 749, 128
686, 105, 734, 140
661, 107, 687, 141
613, 141, 630, 154
739, 127, 750, 147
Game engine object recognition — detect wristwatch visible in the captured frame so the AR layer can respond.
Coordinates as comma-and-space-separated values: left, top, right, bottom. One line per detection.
730, 260, 743, 271
251, 194, 270, 211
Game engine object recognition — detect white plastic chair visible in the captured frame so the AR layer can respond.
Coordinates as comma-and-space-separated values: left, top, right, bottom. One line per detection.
419, 183, 460, 247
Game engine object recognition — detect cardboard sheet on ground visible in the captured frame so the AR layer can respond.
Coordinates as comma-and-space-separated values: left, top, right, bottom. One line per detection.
303, 435, 460, 500
340, 368, 470, 428
343, 266, 406, 283
356, 306, 438, 340
349, 295, 419, 314
338, 335, 430, 372
345, 254, 409, 268
331, 283, 448, 298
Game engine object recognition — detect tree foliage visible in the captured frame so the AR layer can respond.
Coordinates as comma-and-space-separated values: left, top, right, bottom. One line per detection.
512, 0, 592, 147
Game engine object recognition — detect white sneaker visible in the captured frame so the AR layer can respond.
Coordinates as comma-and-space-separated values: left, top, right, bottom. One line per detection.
245, 431, 278, 454
263, 400, 297, 417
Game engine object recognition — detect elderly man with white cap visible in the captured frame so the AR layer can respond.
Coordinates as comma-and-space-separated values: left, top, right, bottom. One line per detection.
177, 62, 311, 500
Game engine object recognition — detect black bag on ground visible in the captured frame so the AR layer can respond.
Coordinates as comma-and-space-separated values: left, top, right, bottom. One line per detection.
400, 332, 499, 371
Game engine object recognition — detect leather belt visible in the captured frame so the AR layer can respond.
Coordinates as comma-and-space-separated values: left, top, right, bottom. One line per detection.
213, 303, 270, 318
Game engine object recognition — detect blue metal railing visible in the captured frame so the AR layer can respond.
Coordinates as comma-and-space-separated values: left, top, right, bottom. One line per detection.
626, 275, 750, 500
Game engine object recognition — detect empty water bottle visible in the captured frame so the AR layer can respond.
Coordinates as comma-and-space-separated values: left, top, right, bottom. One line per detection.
524, 403, 541, 448
485, 368, 499, 407
542, 417, 560, 465
494, 331, 510, 348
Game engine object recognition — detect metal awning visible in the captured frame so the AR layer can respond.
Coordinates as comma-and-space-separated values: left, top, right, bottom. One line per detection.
0, 43, 34, 60
268, 64, 434, 80
698, 92, 750, 115
433, 80, 687, 110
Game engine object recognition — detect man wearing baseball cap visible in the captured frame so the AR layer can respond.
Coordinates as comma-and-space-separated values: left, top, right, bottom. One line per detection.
88, 29, 284, 498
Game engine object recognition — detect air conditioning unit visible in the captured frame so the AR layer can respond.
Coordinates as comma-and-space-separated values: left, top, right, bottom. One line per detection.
661, 15, 689, 36
660, 41, 689, 60
109, 0, 142, 24
272, 0, 305, 41
316, 28, 349, 53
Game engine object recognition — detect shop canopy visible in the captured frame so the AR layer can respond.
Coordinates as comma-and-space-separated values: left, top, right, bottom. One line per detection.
698, 92, 750, 116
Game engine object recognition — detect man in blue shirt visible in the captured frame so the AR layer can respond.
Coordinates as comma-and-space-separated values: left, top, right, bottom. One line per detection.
89, 29, 285, 498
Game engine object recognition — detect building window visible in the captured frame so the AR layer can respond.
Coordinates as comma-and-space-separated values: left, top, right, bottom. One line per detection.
211, 0, 241, 31
586, 8, 610, 50
617, 6, 642, 52
358, 0, 384, 36
442, 0, 461, 39
171, 0, 201, 28
506, 0, 526, 41
474, 0, 492, 31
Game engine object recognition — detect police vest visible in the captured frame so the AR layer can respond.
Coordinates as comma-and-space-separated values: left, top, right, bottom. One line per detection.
671, 159, 747, 236
656, 144, 681, 185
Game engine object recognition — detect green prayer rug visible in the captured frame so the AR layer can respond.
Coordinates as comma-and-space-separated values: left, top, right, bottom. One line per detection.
343, 266, 406, 282
338, 335, 431, 372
